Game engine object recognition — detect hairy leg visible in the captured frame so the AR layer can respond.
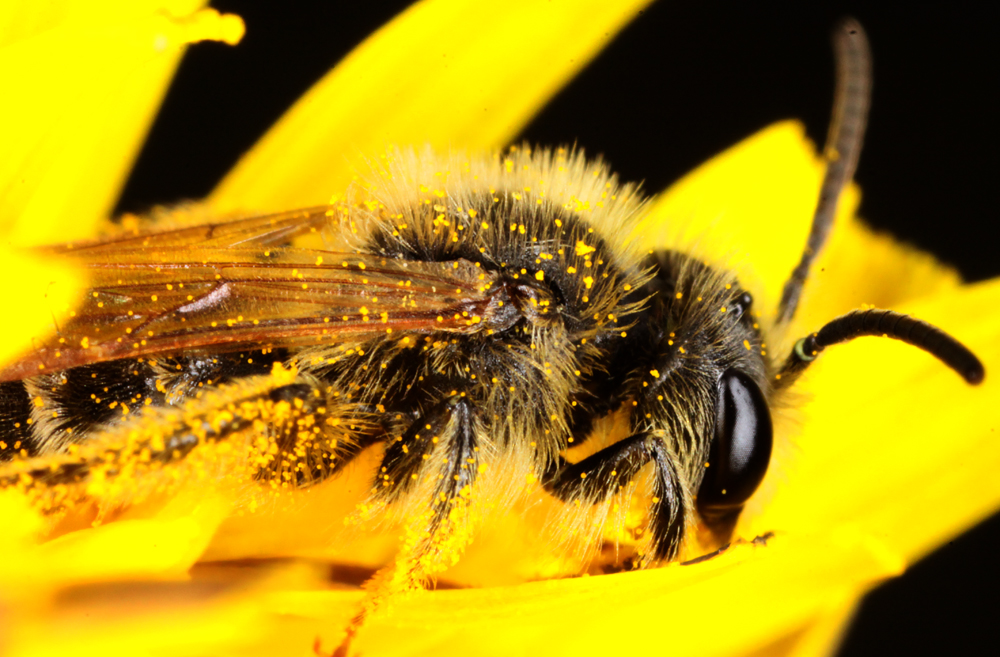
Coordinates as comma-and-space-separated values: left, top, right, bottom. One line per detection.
1, 370, 371, 503
543, 432, 688, 562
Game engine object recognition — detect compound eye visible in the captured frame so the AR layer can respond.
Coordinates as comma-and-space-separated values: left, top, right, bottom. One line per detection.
697, 369, 773, 510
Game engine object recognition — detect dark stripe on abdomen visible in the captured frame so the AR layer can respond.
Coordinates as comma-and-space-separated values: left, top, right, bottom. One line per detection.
0, 381, 34, 460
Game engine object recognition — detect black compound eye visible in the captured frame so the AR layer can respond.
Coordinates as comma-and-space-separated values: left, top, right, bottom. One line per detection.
697, 368, 773, 511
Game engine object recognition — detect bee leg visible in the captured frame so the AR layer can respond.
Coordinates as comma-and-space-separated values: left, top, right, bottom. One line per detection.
254, 383, 382, 489
542, 432, 687, 562
376, 393, 479, 542
681, 531, 776, 566
1, 374, 369, 495
335, 394, 479, 654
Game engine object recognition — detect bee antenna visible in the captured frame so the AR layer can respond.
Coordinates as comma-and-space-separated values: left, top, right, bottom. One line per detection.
776, 18, 872, 325
776, 309, 985, 388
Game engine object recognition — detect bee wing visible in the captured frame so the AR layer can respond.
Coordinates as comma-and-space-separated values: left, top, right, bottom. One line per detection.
43, 206, 339, 253
2, 243, 499, 382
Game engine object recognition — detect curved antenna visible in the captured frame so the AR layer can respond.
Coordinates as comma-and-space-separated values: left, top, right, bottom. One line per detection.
776, 18, 872, 325
775, 309, 985, 388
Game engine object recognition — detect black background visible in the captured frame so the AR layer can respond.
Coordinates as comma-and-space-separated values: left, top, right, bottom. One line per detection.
116, 2, 999, 654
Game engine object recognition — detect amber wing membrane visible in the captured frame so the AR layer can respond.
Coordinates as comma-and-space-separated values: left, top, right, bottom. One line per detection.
1, 209, 497, 382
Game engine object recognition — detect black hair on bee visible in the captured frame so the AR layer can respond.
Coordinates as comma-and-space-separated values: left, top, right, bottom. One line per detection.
0, 19, 983, 580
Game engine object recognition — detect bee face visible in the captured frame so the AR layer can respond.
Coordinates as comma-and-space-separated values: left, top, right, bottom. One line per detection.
626, 251, 774, 547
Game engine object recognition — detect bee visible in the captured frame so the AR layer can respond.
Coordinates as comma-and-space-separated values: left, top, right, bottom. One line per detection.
0, 17, 983, 588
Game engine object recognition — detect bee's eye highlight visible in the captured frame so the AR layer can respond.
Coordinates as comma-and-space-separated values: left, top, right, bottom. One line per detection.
698, 369, 773, 511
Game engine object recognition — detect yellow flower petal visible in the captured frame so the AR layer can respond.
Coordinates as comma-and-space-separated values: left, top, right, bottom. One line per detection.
228, 534, 896, 657
0, 1, 244, 246
209, 0, 653, 215
0, 248, 82, 366
8, 588, 274, 657
37, 492, 232, 585
0, 488, 232, 602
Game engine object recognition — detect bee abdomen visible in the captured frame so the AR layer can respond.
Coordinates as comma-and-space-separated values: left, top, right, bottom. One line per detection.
17, 359, 165, 457
0, 350, 289, 460
0, 380, 34, 459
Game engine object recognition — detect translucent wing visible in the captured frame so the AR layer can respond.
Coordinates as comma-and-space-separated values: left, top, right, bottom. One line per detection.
1, 210, 498, 382
49, 207, 338, 251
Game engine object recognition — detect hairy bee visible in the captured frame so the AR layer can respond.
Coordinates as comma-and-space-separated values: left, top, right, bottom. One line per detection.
0, 17, 984, 586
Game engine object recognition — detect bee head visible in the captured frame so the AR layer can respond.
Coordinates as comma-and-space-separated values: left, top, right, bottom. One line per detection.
630, 250, 774, 548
